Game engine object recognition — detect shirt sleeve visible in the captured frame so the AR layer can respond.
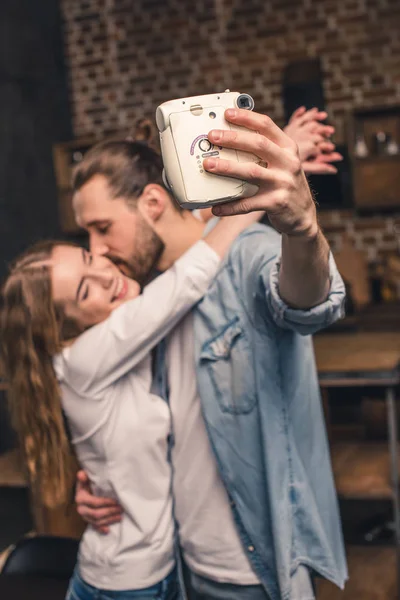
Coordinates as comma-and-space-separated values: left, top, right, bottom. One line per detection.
265, 251, 346, 335
57, 240, 220, 396
228, 224, 345, 336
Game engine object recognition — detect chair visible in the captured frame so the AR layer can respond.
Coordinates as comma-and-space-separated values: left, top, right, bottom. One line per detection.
1, 535, 79, 579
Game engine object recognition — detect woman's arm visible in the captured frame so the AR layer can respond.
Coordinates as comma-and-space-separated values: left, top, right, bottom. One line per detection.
61, 211, 262, 395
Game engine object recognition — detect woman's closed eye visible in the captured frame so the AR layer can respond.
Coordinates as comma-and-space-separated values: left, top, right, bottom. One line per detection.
81, 285, 89, 301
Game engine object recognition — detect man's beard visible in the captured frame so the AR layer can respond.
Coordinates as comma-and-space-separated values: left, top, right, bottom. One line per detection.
109, 215, 164, 286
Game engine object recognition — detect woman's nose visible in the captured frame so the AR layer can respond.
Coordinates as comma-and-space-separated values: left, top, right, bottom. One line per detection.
89, 268, 114, 288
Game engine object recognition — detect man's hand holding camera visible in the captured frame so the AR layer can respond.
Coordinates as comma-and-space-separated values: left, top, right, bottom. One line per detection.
205, 108, 317, 236
204, 108, 331, 309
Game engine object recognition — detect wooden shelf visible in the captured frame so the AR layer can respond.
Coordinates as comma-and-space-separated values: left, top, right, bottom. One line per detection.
351, 105, 400, 118
354, 155, 400, 164
331, 441, 397, 500
317, 545, 396, 600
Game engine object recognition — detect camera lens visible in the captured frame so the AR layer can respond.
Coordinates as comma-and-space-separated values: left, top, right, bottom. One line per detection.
236, 94, 255, 111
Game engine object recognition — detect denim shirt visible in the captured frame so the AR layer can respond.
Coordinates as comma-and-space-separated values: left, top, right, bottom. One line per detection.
193, 223, 348, 600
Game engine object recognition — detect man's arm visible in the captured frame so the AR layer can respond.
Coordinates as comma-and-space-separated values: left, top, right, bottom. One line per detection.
75, 470, 122, 534
279, 218, 330, 309
204, 108, 333, 309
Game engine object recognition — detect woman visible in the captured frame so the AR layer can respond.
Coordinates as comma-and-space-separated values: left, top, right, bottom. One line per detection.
0, 210, 260, 600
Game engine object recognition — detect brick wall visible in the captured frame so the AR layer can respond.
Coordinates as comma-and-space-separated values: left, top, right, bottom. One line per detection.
60, 0, 400, 296
319, 211, 399, 261
60, 0, 400, 141
318, 209, 400, 302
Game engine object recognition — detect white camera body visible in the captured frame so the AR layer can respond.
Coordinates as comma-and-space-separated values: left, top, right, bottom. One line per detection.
155, 90, 259, 209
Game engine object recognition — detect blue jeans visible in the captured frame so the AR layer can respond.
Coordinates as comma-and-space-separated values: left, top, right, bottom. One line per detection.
66, 567, 179, 600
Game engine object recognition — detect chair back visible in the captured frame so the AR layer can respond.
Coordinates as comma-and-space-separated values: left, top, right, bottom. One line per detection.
1, 535, 79, 579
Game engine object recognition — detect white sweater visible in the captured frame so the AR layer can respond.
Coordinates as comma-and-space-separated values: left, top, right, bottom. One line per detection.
53, 241, 220, 590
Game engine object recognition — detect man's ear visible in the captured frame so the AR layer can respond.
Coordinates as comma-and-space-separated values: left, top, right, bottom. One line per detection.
137, 184, 168, 222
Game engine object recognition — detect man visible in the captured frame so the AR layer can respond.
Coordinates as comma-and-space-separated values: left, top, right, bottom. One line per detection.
72, 107, 347, 600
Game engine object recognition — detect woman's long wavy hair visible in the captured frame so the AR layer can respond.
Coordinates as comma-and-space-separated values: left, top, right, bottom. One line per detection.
0, 240, 82, 508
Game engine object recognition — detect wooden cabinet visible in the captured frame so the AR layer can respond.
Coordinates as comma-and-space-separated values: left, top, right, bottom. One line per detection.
347, 106, 400, 211
314, 332, 400, 599
353, 156, 400, 210
317, 546, 396, 600
52, 138, 95, 235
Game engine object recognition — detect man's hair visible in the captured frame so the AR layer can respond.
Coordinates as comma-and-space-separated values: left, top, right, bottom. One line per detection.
72, 139, 166, 207
72, 119, 182, 210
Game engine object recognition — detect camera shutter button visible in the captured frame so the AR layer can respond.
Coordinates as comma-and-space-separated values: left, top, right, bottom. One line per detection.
199, 138, 212, 153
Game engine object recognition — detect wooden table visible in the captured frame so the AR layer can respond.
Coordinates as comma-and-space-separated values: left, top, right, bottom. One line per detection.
0, 575, 68, 600
314, 332, 400, 384
314, 332, 400, 599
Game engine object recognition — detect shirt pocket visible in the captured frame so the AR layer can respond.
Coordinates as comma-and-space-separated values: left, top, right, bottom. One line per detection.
199, 316, 256, 414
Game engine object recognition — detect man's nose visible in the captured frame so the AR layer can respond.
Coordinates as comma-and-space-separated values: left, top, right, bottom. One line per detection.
89, 234, 109, 256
